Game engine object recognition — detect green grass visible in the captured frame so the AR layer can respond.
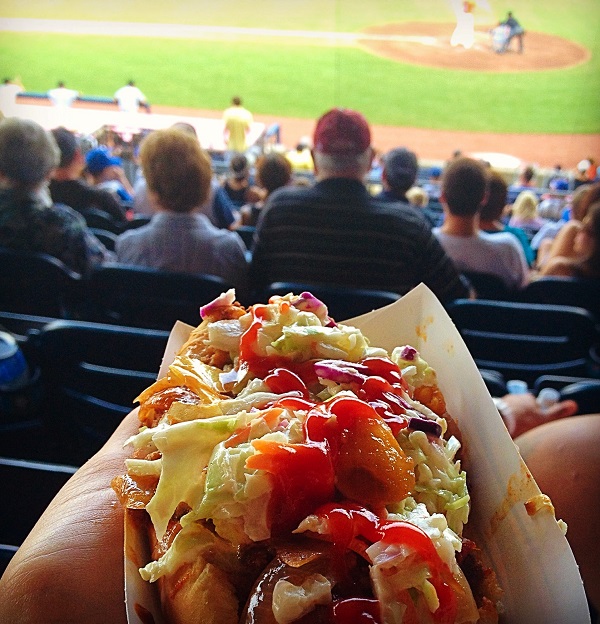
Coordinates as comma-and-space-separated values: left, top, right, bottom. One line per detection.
1, 0, 599, 134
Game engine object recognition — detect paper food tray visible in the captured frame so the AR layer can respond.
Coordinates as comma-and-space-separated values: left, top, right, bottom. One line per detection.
124, 283, 590, 624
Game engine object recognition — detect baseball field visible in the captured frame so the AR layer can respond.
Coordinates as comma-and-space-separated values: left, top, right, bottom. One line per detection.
1, 0, 599, 164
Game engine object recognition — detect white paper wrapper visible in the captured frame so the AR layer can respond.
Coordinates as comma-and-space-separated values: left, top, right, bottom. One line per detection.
124, 283, 590, 624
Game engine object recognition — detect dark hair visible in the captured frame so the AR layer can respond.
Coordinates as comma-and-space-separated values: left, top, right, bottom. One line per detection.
51, 127, 79, 168
522, 166, 535, 183
232, 96, 242, 106
479, 171, 508, 221
230, 154, 248, 180
256, 153, 292, 195
442, 157, 489, 217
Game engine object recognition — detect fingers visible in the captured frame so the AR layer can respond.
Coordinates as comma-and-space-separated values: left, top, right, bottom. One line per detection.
544, 399, 579, 422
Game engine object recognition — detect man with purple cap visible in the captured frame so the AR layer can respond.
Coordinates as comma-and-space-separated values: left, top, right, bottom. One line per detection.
250, 108, 469, 303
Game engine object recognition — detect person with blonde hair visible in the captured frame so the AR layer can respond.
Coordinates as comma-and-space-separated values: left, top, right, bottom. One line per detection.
115, 127, 248, 290
508, 190, 546, 239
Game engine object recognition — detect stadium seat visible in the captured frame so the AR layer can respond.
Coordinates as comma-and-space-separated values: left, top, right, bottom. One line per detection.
447, 299, 599, 386
80, 207, 124, 234
83, 263, 234, 330
461, 270, 516, 301
0, 456, 77, 549
90, 228, 118, 251
0, 247, 81, 318
235, 225, 256, 249
259, 281, 401, 321
32, 319, 169, 464
519, 276, 600, 324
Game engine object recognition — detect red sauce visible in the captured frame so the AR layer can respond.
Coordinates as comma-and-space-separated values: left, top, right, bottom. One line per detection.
246, 437, 335, 535
330, 598, 381, 623
315, 503, 459, 624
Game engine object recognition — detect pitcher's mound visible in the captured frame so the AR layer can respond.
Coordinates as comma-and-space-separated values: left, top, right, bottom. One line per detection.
360, 22, 589, 72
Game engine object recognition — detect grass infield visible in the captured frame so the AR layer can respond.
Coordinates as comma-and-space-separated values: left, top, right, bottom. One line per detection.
1, 0, 599, 134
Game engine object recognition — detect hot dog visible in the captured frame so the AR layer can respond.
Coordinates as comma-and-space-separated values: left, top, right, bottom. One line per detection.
112, 290, 502, 623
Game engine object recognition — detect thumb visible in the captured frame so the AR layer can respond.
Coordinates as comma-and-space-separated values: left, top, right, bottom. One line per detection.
544, 399, 579, 422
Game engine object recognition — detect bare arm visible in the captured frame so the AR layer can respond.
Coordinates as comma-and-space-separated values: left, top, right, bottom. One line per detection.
516, 414, 600, 612
0, 409, 141, 624
538, 220, 582, 268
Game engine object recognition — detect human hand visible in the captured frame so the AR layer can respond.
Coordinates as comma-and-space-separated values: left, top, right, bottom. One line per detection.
497, 392, 578, 438
0, 409, 141, 624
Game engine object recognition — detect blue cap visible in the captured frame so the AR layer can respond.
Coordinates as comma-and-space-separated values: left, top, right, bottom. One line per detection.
85, 147, 121, 174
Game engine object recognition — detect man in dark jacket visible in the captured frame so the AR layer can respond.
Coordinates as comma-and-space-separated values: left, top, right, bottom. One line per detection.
250, 108, 468, 303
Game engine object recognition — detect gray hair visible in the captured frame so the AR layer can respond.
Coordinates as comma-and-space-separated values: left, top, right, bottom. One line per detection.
0, 117, 60, 189
313, 148, 372, 179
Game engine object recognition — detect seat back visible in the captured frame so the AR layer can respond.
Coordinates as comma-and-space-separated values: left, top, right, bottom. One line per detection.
0, 456, 77, 547
260, 281, 401, 321
32, 320, 168, 463
236, 225, 256, 249
0, 247, 81, 317
461, 270, 515, 301
80, 207, 123, 234
447, 299, 599, 386
559, 380, 600, 415
90, 228, 118, 251
519, 277, 600, 323
85, 263, 233, 329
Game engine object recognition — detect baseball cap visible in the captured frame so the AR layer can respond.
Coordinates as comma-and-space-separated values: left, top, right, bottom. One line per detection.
383, 147, 419, 191
85, 146, 121, 174
313, 108, 371, 156
577, 159, 591, 172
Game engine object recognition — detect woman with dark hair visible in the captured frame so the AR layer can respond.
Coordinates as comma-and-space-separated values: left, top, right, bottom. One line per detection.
239, 153, 292, 226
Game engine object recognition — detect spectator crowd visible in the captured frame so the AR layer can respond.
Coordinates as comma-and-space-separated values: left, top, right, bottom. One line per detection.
1, 102, 599, 622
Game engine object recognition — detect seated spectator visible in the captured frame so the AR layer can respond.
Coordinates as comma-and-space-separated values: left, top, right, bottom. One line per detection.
510, 164, 536, 190
421, 165, 442, 201
0, 117, 112, 275
508, 190, 546, 239
85, 146, 134, 204
574, 159, 592, 189
434, 156, 529, 291
532, 184, 591, 262
115, 127, 248, 291
406, 185, 443, 229
536, 182, 600, 271
538, 199, 600, 279
479, 171, 534, 266
239, 153, 292, 227
285, 137, 314, 173
406, 185, 429, 208
376, 147, 418, 205
537, 179, 569, 221
49, 127, 128, 222
132, 123, 197, 217
222, 154, 263, 207
250, 107, 469, 303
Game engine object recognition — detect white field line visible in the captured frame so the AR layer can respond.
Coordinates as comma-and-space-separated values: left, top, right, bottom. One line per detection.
0, 17, 438, 45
